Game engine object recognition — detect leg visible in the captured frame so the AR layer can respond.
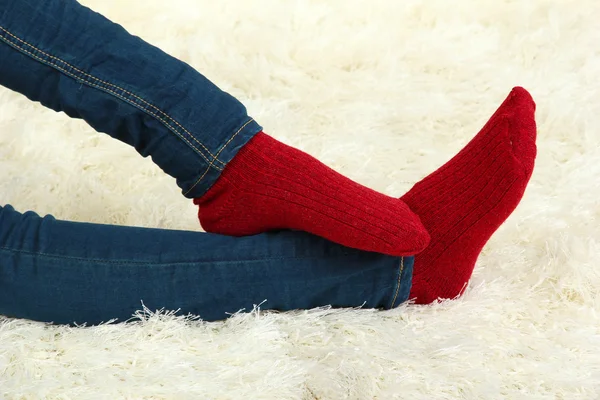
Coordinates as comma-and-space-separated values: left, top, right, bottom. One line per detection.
0, 0, 428, 256
0, 204, 413, 325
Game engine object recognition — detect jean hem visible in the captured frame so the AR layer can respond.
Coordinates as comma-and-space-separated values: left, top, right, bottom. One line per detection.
182, 118, 263, 198
389, 256, 414, 308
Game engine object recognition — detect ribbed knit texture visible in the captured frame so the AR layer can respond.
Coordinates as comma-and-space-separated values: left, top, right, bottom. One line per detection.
402, 87, 537, 304
194, 132, 430, 256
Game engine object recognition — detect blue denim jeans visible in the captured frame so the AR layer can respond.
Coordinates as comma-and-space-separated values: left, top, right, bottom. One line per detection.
0, 0, 414, 325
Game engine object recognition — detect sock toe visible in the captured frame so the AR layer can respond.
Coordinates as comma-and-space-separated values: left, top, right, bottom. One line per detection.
411, 224, 431, 254
506, 88, 537, 174
509, 86, 536, 112
490, 87, 536, 123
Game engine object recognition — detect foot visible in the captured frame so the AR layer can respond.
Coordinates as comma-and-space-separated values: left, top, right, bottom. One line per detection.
401, 87, 537, 304
194, 132, 430, 256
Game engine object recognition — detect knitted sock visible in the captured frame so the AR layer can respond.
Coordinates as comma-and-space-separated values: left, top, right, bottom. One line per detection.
194, 133, 430, 256
401, 87, 537, 304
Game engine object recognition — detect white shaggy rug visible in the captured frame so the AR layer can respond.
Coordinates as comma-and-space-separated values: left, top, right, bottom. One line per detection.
1, 0, 599, 398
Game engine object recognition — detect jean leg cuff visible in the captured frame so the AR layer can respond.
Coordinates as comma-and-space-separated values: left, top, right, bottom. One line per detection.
182, 118, 263, 199
389, 256, 414, 309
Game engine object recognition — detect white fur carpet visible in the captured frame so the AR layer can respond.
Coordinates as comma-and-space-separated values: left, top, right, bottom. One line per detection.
1, 0, 599, 398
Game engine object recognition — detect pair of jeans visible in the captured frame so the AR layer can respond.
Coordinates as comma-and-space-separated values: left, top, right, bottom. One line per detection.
0, 0, 414, 325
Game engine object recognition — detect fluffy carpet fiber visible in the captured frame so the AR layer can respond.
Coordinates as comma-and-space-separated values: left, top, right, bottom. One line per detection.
1, 0, 599, 398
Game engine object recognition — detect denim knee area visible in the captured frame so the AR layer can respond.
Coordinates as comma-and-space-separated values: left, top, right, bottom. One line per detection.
0, 0, 262, 198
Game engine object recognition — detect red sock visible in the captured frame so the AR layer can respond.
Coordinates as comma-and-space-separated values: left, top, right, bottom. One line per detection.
401, 87, 537, 304
194, 133, 430, 256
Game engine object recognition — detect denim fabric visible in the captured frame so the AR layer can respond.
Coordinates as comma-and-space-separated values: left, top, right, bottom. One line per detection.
0, 0, 262, 198
0, 205, 413, 325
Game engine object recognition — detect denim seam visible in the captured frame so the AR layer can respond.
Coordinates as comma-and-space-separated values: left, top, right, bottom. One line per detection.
389, 257, 405, 309
183, 118, 255, 196
0, 246, 354, 266
0, 24, 231, 173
